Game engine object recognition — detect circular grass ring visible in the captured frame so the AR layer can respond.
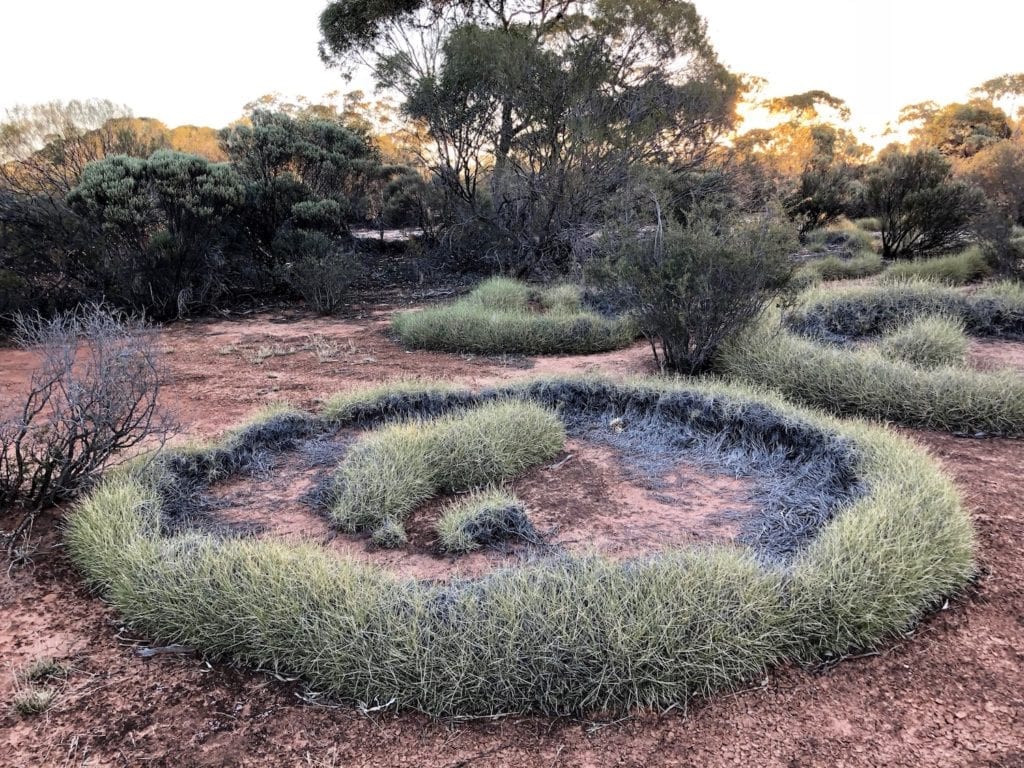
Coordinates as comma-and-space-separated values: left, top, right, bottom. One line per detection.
785, 280, 1024, 343
66, 378, 975, 716
717, 281, 1024, 436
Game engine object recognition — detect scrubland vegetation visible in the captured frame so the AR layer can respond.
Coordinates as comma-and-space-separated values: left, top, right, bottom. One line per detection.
3, 0, 1022, 727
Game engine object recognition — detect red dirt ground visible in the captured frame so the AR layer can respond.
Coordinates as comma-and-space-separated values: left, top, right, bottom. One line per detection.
210, 438, 751, 581
1, 303, 1022, 767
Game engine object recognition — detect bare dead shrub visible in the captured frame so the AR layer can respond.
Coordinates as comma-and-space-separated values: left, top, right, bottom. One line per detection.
1, 304, 172, 545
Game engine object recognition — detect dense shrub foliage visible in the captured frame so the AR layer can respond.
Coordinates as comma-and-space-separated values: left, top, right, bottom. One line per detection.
593, 210, 797, 373
865, 148, 985, 259
0, 105, 403, 320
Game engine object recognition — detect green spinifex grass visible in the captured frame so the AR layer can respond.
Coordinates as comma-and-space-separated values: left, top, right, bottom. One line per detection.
392, 277, 636, 355
786, 279, 1024, 341
719, 317, 1024, 435
882, 246, 991, 286
435, 487, 536, 553
876, 314, 968, 368
328, 400, 564, 546
798, 251, 885, 283
66, 379, 976, 716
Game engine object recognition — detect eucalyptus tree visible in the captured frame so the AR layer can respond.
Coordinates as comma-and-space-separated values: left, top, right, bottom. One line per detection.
319, 0, 742, 274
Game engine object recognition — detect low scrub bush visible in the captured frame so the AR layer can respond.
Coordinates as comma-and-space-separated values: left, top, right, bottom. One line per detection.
719, 320, 1024, 435
877, 315, 968, 368
274, 230, 362, 314
66, 379, 975, 715
592, 210, 797, 373
787, 280, 1024, 342
435, 488, 536, 553
881, 246, 992, 285
329, 400, 564, 544
1, 305, 171, 543
392, 278, 635, 355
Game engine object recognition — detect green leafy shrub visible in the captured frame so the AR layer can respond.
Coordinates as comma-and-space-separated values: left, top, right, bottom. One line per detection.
592, 211, 797, 373
329, 400, 564, 544
881, 246, 992, 285
865, 148, 985, 258
274, 230, 361, 314
435, 488, 536, 553
876, 314, 968, 368
392, 278, 635, 355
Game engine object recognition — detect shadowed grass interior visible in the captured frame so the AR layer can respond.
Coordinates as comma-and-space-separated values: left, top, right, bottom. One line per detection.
66, 378, 975, 716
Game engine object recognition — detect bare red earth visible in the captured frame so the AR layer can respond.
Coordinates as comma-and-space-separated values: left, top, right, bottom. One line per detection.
1, 301, 1022, 767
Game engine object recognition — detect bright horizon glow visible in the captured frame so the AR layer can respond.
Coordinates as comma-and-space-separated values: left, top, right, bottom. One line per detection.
2, 0, 1022, 147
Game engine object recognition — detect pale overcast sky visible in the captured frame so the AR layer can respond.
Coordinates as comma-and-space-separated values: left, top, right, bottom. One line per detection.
2, 0, 1022, 142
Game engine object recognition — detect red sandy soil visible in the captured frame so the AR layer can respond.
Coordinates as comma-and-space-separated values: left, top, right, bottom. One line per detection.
968, 339, 1024, 374
210, 438, 749, 581
1, 304, 1022, 767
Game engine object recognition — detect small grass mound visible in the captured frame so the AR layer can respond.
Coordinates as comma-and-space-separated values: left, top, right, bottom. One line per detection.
798, 251, 885, 283
882, 246, 992, 285
876, 314, 969, 368
11, 687, 57, 717
392, 277, 635, 355
329, 400, 564, 545
66, 379, 976, 716
786, 280, 1024, 342
436, 488, 536, 553
803, 220, 875, 256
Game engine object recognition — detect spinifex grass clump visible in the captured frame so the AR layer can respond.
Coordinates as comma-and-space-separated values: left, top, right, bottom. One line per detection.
877, 314, 968, 368
436, 488, 537, 553
799, 251, 885, 283
719, 319, 1024, 435
66, 378, 976, 716
881, 246, 991, 286
391, 277, 635, 355
803, 220, 875, 256
329, 400, 564, 545
786, 280, 1024, 342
